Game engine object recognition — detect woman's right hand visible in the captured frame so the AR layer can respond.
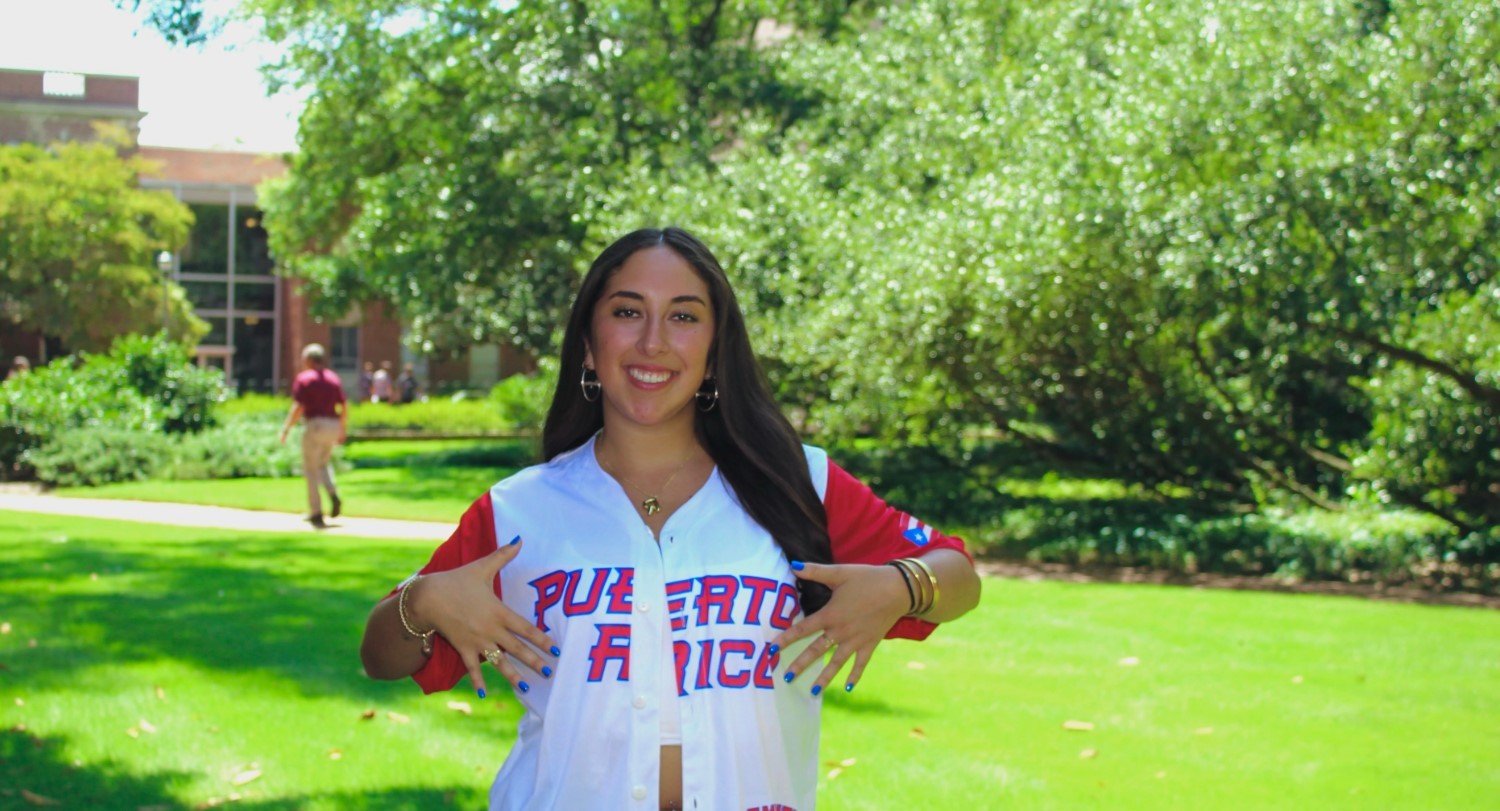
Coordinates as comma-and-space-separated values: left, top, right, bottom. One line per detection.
409, 539, 558, 698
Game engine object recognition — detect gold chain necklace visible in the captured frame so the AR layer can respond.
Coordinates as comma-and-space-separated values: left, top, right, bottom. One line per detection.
599, 442, 694, 516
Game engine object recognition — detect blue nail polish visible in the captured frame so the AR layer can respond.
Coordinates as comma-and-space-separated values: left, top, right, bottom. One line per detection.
784, 671, 795, 683
767, 644, 780, 656
811, 685, 822, 696
518, 681, 531, 693
542, 666, 553, 677
477, 688, 487, 699
551, 645, 562, 657
844, 683, 855, 693
789, 560, 805, 571
509, 535, 521, 546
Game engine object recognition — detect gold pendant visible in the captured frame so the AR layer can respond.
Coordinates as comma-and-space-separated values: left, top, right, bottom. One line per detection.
642, 497, 661, 515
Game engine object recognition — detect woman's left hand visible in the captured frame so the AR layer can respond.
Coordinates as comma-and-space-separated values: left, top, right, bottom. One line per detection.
769, 561, 911, 695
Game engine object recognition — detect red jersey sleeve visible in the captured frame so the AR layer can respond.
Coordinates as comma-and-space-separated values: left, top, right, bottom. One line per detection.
823, 460, 972, 641
381, 493, 501, 694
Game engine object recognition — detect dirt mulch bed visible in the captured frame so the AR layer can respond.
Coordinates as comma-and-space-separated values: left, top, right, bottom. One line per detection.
974, 559, 1500, 610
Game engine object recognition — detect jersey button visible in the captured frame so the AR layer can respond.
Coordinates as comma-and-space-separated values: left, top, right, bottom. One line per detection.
631, 785, 648, 801
633, 695, 647, 709
636, 601, 651, 613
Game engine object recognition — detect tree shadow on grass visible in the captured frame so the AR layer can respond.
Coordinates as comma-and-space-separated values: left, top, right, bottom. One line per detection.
0, 728, 187, 809
1, 518, 435, 703
0, 728, 487, 810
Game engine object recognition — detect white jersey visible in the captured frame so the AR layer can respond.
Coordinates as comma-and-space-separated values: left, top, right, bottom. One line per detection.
400, 434, 966, 811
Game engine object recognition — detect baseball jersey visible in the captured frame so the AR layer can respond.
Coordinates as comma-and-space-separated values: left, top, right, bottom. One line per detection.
398, 434, 969, 811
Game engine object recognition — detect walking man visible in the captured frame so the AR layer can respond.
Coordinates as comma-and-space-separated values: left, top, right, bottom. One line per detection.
280, 343, 347, 528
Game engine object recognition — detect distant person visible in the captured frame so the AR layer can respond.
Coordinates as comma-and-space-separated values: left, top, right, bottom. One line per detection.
397, 363, 420, 404
4, 356, 29, 383
359, 361, 375, 403
372, 360, 394, 403
280, 343, 347, 529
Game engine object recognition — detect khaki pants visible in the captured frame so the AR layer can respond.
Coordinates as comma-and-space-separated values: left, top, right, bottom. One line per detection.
301, 417, 341, 516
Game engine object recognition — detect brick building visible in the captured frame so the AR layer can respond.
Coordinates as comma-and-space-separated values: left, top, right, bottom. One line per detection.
0, 67, 528, 397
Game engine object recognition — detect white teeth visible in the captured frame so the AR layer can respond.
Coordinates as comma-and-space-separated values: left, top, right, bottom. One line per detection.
628, 368, 671, 384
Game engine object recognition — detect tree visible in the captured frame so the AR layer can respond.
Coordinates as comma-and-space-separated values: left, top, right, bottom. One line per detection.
249, 0, 874, 355
0, 134, 205, 352
113, 0, 213, 46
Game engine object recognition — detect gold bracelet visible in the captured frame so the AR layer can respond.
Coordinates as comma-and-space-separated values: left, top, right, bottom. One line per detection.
891, 558, 931, 617
905, 556, 940, 617
398, 575, 436, 656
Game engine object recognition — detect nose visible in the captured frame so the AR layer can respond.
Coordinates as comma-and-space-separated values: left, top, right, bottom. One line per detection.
638, 315, 667, 355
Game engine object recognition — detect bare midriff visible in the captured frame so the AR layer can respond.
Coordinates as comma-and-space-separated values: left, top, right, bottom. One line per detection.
660, 745, 683, 810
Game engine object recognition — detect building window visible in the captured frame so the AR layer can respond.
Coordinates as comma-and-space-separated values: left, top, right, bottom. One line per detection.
329, 326, 360, 369
43, 72, 85, 97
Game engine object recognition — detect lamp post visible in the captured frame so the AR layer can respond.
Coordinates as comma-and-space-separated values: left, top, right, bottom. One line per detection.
156, 250, 173, 335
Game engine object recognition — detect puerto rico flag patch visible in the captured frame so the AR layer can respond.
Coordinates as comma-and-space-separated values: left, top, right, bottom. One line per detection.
902, 517, 930, 546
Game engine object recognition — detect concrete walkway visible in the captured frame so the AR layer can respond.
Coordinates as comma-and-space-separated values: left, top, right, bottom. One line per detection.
0, 487, 452, 541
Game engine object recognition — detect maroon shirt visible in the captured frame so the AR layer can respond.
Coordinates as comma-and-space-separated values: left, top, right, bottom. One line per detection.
291, 368, 346, 418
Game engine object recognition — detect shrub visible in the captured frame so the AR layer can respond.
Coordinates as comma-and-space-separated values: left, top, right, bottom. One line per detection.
27, 427, 172, 487
487, 357, 557, 432
162, 413, 307, 480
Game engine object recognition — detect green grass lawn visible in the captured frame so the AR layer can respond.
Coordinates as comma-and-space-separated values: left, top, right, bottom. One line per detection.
3, 512, 1497, 809
55, 440, 531, 523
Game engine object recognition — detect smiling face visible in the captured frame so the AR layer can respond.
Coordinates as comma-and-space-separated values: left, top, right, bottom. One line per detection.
584, 245, 716, 436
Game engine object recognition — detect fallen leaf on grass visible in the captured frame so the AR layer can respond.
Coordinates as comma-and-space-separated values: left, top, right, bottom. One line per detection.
360, 709, 377, 720
13, 698, 22, 706
1118, 656, 1140, 667
230, 768, 261, 786
90, 573, 99, 581
327, 749, 343, 761
1062, 720, 1095, 732
1079, 748, 1098, 759
906, 661, 926, 670
826, 767, 843, 780
386, 711, 411, 724
1194, 727, 1214, 735
139, 720, 158, 734
20, 789, 59, 806
126, 727, 140, 739
1291, 675, 1304, 684
1, 621, 11, 634
1155, 771, 1167, 779
447, 701, 473, 715
909, 727, 927, 740
155, 686, 166, 701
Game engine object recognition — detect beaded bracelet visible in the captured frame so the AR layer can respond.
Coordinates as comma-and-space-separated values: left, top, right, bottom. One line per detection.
398, 575, 436, 656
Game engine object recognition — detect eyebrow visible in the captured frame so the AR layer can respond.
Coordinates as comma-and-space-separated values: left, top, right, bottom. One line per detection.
606, 290, 709, 306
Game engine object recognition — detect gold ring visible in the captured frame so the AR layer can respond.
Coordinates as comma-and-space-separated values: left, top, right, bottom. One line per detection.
482, 648, 502, 666
824, 635, 836, 648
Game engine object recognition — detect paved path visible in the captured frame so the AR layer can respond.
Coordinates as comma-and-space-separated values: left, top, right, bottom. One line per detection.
0, 488, 452, 541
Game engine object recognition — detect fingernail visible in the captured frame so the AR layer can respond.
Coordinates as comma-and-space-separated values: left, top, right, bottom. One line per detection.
789, 560, 805, 571
783, 671, 795, 683
477, 688, 486, 699
767, 644, 780, 656
541, 666, 553, 677
844, 683, 855, 693
518, 681, 531, 693
811, 685, 823, 696
550, 646, 562, 657
509, 535, 521, 546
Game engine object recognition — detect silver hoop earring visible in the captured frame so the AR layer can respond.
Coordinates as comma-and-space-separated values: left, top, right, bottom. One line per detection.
696, 378, 719, 412
580, 365, 602, 402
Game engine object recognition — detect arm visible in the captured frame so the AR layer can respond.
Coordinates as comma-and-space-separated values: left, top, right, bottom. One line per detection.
278, 401, 304, 444
772, 460, 981, 693
360, 498, 559, 698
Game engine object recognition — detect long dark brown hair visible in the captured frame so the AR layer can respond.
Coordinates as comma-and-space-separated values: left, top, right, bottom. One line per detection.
542, 227, 834, 613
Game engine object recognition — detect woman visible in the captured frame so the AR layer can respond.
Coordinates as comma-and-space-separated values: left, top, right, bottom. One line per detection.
360, 227, 981, 810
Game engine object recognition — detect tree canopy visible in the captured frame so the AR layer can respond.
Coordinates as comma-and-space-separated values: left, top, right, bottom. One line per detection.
0, 134, 206, 352
251, 0, 1498, 542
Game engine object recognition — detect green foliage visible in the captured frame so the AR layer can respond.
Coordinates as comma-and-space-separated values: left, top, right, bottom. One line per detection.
348, 398, 514, 434
485, 357, 558, 432
162, 413, 305, 480
26, 427, 172, 487
0, 334, 226, 484
247, 0, 1498, 549
0, 134, 204, 351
